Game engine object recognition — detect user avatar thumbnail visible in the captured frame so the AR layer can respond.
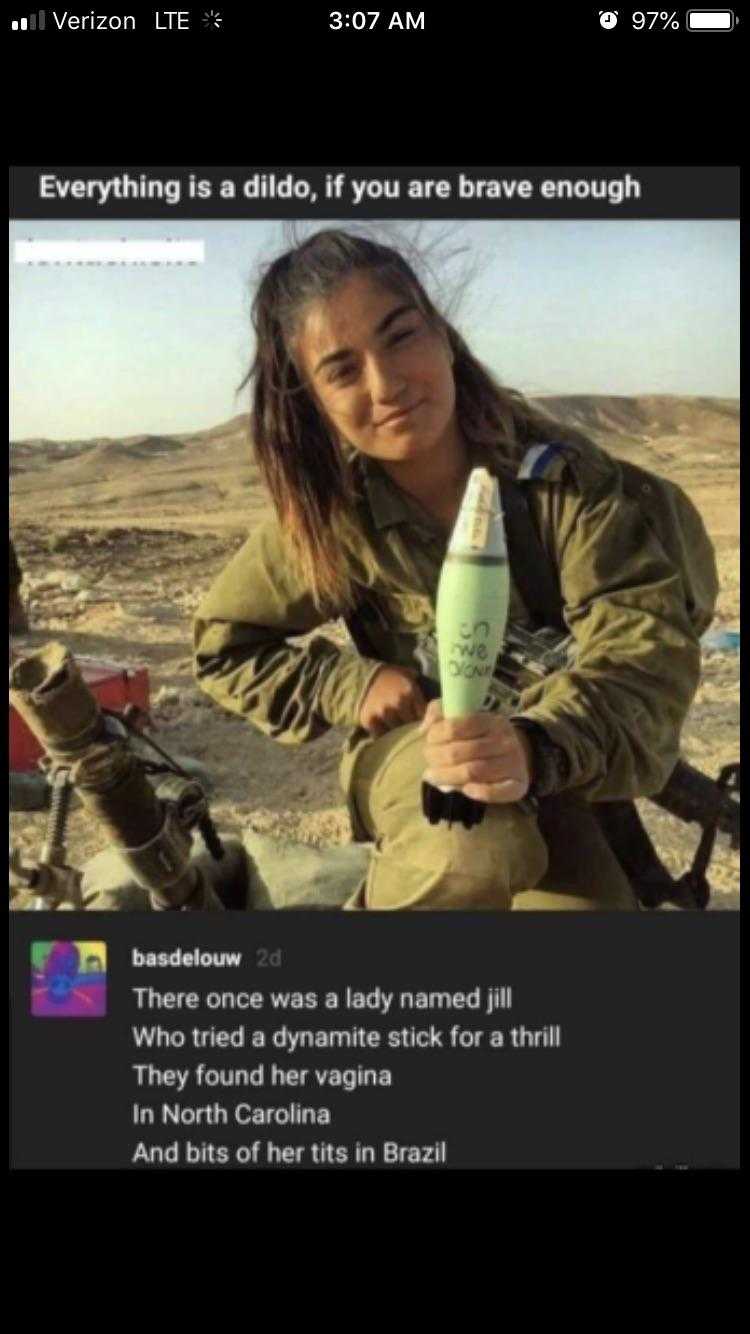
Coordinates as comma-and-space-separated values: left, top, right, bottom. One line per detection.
31, 941, 107, 1018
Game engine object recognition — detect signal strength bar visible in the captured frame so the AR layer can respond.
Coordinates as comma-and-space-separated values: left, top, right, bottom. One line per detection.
11, 11, 46, 29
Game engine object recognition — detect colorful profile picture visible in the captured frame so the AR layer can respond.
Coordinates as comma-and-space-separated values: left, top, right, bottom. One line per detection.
31, 941, 107, 1018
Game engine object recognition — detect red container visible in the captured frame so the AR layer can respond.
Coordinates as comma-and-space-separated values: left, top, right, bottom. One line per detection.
9, 658, 150, 772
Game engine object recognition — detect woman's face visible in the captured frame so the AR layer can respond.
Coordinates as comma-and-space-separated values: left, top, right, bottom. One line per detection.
295, 271, 459, 466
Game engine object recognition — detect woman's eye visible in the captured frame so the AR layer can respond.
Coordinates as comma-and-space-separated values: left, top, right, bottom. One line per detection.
330, 364, 356, 384
389, 327, 416, 346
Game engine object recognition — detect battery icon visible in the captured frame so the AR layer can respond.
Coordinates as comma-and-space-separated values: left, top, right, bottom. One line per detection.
687, 10, 735, 28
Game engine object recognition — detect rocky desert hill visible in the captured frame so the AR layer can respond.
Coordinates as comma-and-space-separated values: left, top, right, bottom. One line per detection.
10, 396, 740, 543
9, 395, 740, 909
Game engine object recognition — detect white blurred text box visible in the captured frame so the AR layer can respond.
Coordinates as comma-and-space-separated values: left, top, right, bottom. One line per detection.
14, 240, 205, 265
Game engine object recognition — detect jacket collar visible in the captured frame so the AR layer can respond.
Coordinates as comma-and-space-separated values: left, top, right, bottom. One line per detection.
353, 442, 517, 533
358, 456, 416, 530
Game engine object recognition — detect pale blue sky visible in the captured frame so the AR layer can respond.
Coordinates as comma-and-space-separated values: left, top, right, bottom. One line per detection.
9, 220, 739, 441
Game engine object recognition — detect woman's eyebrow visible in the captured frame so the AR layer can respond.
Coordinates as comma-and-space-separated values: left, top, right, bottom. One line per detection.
375, 302, 416, 335
313, 303, 417, 375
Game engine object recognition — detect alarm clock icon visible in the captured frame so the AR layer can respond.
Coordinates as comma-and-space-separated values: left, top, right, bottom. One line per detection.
599, 10, 619, 26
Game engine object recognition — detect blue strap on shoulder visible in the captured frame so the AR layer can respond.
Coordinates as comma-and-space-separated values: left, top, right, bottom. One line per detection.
517, 441, 565, 481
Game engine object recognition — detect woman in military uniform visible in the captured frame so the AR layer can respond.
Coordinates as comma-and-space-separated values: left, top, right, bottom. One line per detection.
193, 229, 703, 911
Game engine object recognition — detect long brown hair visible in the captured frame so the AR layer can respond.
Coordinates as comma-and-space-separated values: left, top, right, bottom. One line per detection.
243, 229, 581, 613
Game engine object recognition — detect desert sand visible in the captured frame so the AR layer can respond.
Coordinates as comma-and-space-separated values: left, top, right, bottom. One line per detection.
9, 396, 740, 909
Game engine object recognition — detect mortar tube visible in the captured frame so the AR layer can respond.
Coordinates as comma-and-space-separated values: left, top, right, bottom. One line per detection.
10, 642, 219, 910
9, 641, 104, 758
69, 741, 206, 909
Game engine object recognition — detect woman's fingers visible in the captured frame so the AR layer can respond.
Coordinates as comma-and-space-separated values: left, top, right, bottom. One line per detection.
418, 698, 444, 733
462, 778, 528, 803
360, 667, 427, 735
423, 716, 533, 803
422, 711, 498, 743
424, 732, 517, 768
424, 756, 523, 786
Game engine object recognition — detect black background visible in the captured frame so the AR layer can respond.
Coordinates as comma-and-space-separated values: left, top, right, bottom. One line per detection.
6, 2, 746, 162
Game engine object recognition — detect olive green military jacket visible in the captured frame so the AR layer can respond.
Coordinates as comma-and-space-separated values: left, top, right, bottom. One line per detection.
193, 438, 703, 802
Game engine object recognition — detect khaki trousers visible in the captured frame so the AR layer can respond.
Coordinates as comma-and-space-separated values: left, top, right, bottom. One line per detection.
340, 723, 638, 912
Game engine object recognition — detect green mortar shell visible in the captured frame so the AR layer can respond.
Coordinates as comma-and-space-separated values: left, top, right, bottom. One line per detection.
436, 554, 510, 718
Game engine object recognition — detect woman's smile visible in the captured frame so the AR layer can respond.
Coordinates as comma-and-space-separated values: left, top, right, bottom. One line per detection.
376, 400, 425, 428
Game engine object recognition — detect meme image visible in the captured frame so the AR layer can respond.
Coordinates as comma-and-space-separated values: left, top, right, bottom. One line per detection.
9, 216, 740, 917
6, 0, 743, 1173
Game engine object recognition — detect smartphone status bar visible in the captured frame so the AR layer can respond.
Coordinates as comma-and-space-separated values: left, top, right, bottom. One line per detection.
9, 9, 225, 33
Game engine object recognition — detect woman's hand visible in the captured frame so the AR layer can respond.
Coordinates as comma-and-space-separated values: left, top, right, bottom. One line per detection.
359, 666, 428, 737
420, 699, 534, 803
